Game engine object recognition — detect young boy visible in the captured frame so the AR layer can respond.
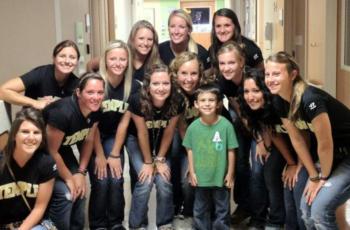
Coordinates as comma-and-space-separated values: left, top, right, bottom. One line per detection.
182, 84, 238, 230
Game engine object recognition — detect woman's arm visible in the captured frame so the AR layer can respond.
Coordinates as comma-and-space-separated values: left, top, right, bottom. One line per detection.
311, 113, 333, 179
155, 115, 180, 181
131, 112, 153, 183
271, 133, 297, 166
0, 78, 48, 109
75, 123, 98, 197
281, 118, 318, 177
79, 123, 99, 170
46, 124, 77, 200
282, 118, 324, 204
46, 125, 73, 181
19, 178, 55, 230
108, 111, 131, 178
132, 113, 152, 163
110, 111, 131, 156
93, 128, 107, 180
156, 115, 179, 158
271, 132, 298, 189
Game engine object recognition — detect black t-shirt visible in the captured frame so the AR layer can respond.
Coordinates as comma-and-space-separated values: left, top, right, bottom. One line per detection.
128, 92, 184, 155
159, 40, 210, 70
240, 36, 264, 68
20, 64, 79, 100
0, 151, 57, 224
43, 96, 101, 172
209, 36, 263, 69
273, 86, 350, 155
217, 76, 240, 99
133, 63, 146, 84
99, 80, 140, 136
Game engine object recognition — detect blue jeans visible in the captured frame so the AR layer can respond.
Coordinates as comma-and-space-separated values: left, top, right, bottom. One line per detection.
284, 167, 308, 230
300, 156, 350, 230
230, 109, 252, 214
250, 141, 285, 228
31, 225, 46, 230
170, 130, 194, 217
88, 135, 125, 229
193, 187, 230, 230
48, 179, 85, 230
126, 135, 174, 228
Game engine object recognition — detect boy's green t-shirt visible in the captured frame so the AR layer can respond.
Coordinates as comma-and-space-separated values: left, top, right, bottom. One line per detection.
182, 116, 238, 187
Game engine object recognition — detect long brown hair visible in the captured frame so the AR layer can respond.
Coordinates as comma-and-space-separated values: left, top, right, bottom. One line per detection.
210, 8, 242, 69
140, 63, 181, 119
266, 51, 307, 121
0, 107, 46, 171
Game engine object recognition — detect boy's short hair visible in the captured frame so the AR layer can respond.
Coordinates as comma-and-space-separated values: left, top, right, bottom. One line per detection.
194, 83, 223, 102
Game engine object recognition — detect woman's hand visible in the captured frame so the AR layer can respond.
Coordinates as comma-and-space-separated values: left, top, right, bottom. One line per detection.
282, 165, 298, 190
94, 154, 107, 180
303, 179, 325, 205
256, 141, 270, 164
139, 163, 154, 183
72, 173, 86, 200
155, 162, 171, 181
65, 177, 77, 201
107, 156, 123, 179
35, 96, 55, 109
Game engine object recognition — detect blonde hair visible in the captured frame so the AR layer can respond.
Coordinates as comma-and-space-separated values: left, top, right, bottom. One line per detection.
169, 51, 203, 84
128, 20, 160, 71
99, 40, 133, 101
266, 51, 307, 121
168, 9, 198, 54
217, 41, 245, 65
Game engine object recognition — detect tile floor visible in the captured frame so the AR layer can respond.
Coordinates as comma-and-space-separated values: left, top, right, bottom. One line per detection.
85, 153, 350, 230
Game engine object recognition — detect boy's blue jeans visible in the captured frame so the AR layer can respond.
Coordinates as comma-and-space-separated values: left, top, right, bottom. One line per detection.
126, 135, 174, 229
193, 187, 230, 230
88, 135, 125, 229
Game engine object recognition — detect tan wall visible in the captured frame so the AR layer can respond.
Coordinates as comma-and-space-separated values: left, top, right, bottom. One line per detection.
336, 0, 350, 107
293, 0, 306, 77
0, 0, 90, 86
0, 0, 56, 85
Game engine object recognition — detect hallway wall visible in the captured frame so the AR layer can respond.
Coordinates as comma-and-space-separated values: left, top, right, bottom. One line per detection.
0, 0, 90, 85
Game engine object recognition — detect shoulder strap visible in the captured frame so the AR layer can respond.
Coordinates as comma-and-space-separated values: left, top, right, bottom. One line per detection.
7, 164, 32, 212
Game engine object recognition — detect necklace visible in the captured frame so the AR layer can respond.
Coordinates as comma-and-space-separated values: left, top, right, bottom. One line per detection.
151, 109, 163, 156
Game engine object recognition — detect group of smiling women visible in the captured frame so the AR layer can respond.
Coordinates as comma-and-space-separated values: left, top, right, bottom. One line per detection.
0, 7, 349, 230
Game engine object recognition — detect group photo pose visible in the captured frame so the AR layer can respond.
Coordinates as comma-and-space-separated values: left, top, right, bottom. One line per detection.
0, 5, 349, 230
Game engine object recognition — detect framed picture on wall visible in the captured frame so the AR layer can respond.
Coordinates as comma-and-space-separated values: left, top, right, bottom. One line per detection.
185, 7, 211, 33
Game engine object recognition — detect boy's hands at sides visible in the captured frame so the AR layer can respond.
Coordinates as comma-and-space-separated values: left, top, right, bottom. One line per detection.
224, 173, 234, 188
189, 172, 198, 186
